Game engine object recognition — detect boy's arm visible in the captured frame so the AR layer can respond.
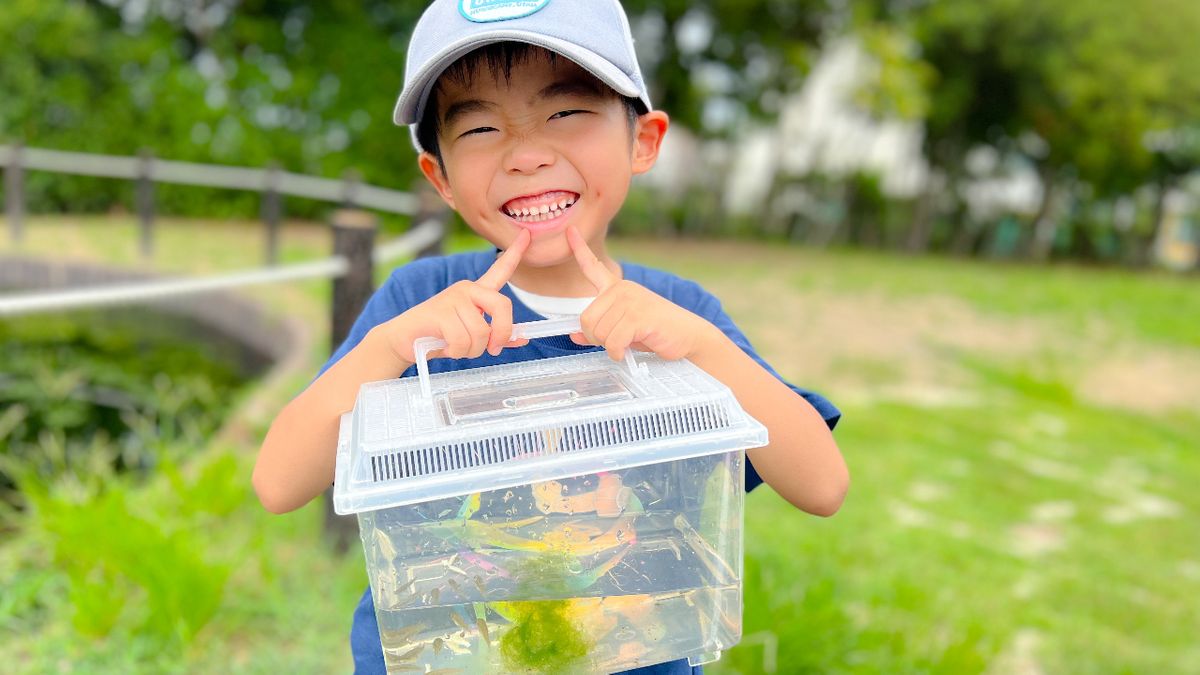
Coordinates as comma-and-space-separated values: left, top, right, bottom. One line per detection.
253, 232, 531, 514
253, 327, 410, 514
686, 332, 849, 516
565, 227, 848, 516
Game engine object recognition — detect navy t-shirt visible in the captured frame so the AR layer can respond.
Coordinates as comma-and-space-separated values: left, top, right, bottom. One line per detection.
316, 250, 841, 675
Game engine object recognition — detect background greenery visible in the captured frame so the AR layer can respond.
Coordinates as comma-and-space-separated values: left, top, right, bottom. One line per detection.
2, 218, 1197, 672
3, 0, 1198, 263
3, 0, 1199, 672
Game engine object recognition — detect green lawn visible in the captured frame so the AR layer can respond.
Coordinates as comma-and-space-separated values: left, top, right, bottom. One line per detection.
2, 216, 1198, 673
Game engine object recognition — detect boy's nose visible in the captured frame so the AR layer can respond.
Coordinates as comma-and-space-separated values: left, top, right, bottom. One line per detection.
503, 139, 556, 175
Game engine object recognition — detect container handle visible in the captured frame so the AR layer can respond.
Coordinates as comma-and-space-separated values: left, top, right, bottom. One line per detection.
413, 316, 644, 399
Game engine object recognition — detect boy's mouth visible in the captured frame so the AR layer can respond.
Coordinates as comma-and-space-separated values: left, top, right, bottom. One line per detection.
501, 190, 579, 223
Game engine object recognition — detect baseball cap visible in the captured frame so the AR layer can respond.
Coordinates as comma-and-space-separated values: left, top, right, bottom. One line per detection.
394, 0, 653, 151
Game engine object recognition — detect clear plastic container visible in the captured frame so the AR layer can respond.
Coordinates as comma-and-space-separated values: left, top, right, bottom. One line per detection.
334, 319, 768, 674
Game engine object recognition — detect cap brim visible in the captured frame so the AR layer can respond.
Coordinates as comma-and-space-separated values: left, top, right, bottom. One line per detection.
393, 29, 650, 129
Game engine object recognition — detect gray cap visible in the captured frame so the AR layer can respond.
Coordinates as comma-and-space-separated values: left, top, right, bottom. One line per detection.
395, 0, 652, 151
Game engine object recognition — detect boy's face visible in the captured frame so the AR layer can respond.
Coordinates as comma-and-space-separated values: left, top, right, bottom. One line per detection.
418, 50, 668, 269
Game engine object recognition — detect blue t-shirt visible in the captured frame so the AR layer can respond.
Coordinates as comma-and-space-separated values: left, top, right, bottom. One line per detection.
316, 250, 841, 675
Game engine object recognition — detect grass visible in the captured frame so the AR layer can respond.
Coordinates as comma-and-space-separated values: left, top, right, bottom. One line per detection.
2, 216, 1199, 673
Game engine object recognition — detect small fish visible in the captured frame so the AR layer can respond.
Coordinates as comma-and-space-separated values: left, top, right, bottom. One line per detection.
450, 612, 471, 632
667, 539, 683, 561
674, 513, 736, 582
447, 578, 462, 593
429, 587, 440, 604
388, 623, 426, 645
476, 618, 491, 644
433, 637, 445, 656
393, 645, 423, 663
376, 531, 399, 561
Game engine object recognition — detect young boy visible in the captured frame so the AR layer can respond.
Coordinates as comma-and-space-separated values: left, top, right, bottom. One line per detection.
253, 1, 849, 673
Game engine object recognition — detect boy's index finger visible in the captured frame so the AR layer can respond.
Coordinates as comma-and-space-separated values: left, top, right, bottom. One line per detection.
566, 225, 617, 292
477, 229, 531, 291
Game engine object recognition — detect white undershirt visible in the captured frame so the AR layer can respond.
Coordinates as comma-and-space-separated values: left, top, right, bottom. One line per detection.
507, 283, 594, 320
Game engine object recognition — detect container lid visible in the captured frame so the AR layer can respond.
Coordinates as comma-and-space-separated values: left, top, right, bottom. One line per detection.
333, 319, 768, 515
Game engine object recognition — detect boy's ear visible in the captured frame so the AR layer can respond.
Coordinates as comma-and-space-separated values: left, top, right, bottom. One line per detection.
631, 110, 670, 175
418, 152, 456, 209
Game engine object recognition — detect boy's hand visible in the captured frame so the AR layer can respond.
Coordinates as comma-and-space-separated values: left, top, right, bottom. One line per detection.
377, 229, 532, 363
566, 225, 720, 361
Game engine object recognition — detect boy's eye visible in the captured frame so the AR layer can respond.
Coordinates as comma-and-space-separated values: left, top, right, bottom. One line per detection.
550, 110, 588, 120
458, 127, 497, 138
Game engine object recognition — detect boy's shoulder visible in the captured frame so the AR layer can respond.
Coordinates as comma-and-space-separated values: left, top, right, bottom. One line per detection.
388, 249, 493, 284
383, 250, 495, 301
620, 260, 720, 312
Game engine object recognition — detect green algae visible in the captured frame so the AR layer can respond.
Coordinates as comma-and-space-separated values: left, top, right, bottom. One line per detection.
498, 552, 592, 672
499, 599, 589, 672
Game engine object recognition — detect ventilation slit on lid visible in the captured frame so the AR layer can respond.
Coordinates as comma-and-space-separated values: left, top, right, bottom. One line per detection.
362, 402, 737, 484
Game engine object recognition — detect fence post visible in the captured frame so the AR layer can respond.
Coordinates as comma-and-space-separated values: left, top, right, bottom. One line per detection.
262, 162, 282, 265
413, 182, 446, 259
324, 207, 378, 551
137, 149, 155, 260
341, 168, 361, 209
5, 142, 24, 246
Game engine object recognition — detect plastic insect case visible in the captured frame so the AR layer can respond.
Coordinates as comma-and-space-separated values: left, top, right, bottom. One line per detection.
334, 319, 768, 674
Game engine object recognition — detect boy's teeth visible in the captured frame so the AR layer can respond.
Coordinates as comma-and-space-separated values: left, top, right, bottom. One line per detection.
502, 192, 578, 220
503, 193, 578, 222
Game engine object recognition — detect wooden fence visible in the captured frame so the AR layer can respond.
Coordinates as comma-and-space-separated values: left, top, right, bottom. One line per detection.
0, 142, 429, 263
0, 143, 451, 550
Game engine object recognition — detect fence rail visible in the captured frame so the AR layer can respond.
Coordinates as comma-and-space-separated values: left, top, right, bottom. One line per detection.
0, 143, 433, 263
0, 143, 449, 550
0, 219, 443, 318
0, 144, 419, 214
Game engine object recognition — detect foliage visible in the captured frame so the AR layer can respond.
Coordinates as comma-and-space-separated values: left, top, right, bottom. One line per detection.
0, 308, 247, 503
856, 0, 1200, 257
621, 0, 831, 133
0, 303, 258, 650
3, 0, 1199, 263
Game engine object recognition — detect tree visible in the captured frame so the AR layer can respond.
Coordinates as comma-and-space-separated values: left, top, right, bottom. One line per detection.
878, 0, 1200, 260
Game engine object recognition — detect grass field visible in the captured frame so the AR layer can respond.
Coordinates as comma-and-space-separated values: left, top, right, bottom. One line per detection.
2, 216, 1198, 673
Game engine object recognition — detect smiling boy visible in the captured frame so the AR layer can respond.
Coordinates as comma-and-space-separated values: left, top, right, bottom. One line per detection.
253, 1, 848, 673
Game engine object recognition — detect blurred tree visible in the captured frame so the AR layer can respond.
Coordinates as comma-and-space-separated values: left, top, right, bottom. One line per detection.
3, 0, 840, 220
861, 0, 1200, 260
621, 0, 832, 135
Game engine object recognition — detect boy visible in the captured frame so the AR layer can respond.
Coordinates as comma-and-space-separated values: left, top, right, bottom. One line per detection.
253, 1, 849, 673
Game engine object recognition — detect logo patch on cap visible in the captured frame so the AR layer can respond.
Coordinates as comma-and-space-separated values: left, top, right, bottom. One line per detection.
459, 0, 550, 23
